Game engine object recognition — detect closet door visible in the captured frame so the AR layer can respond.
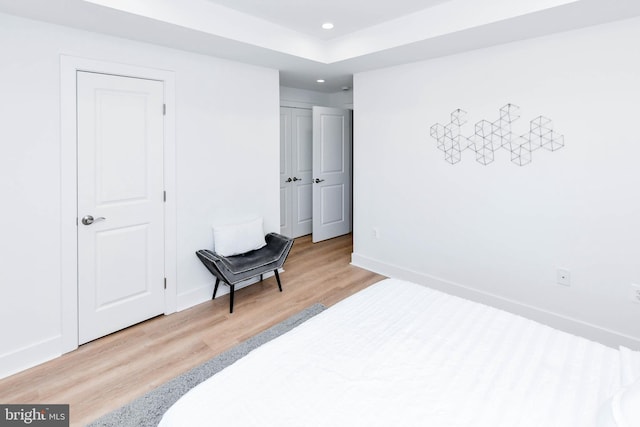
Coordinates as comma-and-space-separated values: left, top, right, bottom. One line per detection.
312, 107, 352, 242
280, 107, 312, 238
279, 108, 293, 237
291, 108, 313, 237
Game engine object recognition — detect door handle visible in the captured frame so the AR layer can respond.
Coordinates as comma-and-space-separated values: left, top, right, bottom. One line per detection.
314, 178, 325, 184
285, 177, 292, 183
81, 215, 106, 225
293, 177, 302, 182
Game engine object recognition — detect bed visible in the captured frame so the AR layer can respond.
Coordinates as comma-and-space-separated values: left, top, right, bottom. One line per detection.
159, 279, 640, 426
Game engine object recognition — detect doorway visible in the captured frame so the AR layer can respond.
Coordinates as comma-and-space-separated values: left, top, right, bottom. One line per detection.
280, 106, 352, 242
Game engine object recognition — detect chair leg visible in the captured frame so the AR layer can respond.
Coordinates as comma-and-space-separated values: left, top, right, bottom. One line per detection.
260, 273, 264, 282
274, 269, 283, 292
229, 284, 235, 313
212, 277, 220, 300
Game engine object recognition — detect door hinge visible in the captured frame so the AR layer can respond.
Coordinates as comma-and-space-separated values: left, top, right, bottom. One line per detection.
163, 104, 166, 115
163, 190, 166, 202
164, 277, 167, 289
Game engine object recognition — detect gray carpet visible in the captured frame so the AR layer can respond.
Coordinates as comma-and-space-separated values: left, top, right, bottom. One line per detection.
87, 303, 326, 427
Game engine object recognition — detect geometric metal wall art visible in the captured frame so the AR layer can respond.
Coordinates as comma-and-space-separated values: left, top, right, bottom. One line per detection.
430, 104, 564, 166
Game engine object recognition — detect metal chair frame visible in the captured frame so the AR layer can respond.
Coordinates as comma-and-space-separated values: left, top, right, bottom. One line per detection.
196, 232, 293, 313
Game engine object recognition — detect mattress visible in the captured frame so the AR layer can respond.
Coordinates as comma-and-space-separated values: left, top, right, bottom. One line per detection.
159, 279, 639, 427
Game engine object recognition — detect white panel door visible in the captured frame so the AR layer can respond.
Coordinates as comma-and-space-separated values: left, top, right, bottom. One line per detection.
77, 71, 165, 344
279, 108, 293, 237
280, 107, 313, 238
312, 107, 352, 243
291, 108, 313, 237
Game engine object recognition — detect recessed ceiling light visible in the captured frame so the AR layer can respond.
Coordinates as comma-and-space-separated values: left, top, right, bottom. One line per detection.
321, 22, 334, 30
316, 79, 325, 83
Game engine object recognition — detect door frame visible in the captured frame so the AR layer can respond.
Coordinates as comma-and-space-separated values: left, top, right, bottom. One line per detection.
60, 56, 177, 353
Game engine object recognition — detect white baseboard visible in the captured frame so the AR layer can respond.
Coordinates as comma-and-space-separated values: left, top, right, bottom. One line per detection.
351, 252, 640, 350
0, 336, 61, 380
177, 270, 281, 312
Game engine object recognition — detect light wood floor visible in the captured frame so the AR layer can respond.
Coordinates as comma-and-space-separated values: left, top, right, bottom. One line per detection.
0, 234, 384, 426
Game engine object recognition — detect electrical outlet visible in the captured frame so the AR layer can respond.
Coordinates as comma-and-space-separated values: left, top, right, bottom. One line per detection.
631, 284, 640, 304
372, 227, 380, 239
556, 269, 571, 286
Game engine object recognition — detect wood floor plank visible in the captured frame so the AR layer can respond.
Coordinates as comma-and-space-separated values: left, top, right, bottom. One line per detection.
0, 234, 385, 426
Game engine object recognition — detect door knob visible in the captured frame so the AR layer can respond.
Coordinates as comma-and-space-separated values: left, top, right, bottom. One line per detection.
286, 177, 292, 183
293, 177, 302, 182
81, 215, 106, 225
314, 178, 325, 184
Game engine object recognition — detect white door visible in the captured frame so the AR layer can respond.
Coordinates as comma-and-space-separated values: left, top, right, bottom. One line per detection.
291, 108, 313, 237
312, 107, 352, 243
279, 108, 293, 237
280, 107, 313, 238
77, 71, 165, 344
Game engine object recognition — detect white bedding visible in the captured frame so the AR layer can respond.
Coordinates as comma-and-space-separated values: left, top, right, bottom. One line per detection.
159, 279, 639, 427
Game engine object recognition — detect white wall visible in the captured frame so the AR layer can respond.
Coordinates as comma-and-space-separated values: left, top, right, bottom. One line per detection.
353, 17, 640, 348
280, 86, 329, 109
328, 90, 354, 110
280, 86, 353, 109
0, 12, 279, 378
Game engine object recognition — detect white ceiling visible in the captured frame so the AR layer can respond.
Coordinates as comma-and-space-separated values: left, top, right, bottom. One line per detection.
208, 0, 449, 40
1, 0, 640, 92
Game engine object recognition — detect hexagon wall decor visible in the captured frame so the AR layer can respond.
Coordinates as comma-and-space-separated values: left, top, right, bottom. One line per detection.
430, 104, 564, 166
